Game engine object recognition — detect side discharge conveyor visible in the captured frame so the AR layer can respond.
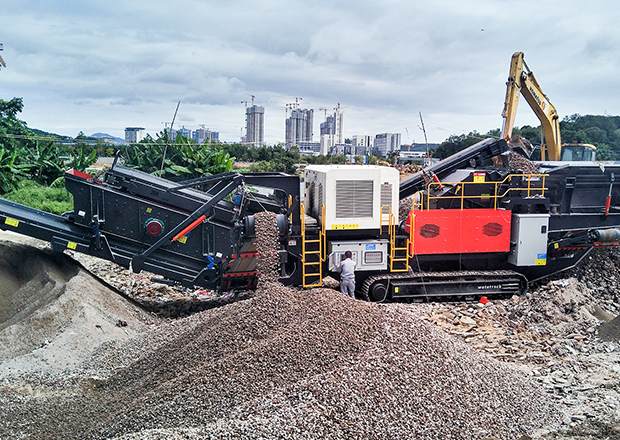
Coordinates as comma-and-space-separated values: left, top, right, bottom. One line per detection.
0, 158, 304, 291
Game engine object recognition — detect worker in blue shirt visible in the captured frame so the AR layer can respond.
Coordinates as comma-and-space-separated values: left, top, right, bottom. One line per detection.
338, 251, 357, 299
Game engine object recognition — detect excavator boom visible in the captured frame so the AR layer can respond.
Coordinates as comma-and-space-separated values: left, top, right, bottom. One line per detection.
501, 52, 562, 161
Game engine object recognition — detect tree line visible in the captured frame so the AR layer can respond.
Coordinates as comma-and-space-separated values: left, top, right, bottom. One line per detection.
433, 114, 620, 160
4, 95, 620, 204
0, 98, 98, 193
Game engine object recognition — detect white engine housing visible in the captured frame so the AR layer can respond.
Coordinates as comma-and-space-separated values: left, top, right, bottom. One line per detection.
304, 165, 400, 231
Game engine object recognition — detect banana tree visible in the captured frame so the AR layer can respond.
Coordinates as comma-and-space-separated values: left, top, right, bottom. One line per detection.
0, 147, 32, 193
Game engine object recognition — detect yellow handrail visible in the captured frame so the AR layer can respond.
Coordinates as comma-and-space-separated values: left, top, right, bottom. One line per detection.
321, 203, 326, 262
417, 173, 548, 211
288, 194, 292, 224
380, 205, 409, 272
300, 203, 306, 263
300, 203, 323, 287
408, 210, 415, 258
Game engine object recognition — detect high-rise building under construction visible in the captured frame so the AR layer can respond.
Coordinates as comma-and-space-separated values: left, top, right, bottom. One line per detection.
245, 105, 264, 147
319, 105, 344, 155
285, 108, 313, 147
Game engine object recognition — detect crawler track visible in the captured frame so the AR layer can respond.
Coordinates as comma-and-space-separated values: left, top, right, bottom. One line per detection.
360, 269, 529, 302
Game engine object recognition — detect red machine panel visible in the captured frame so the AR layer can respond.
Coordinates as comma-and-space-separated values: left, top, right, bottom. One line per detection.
405, 208, 512, 255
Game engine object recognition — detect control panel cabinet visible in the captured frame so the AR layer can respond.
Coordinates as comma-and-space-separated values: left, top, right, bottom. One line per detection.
508, 213, 550, 266
328, 239, 389, 272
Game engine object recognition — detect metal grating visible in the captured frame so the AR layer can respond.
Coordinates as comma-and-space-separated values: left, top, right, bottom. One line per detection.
307, 182, 315, 216
380, 182, 393, 210
483, 222, 503, 237
335, 180, 374, 218
364, 250, 384, 264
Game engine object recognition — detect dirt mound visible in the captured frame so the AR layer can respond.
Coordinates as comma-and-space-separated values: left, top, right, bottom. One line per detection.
0, 241, 155, 375
0, 242, 78, 331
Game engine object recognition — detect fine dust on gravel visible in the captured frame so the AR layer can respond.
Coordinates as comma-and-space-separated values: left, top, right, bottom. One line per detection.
0, 214, 561, 440
0, 241, 155, 376
599, 314, 620, 342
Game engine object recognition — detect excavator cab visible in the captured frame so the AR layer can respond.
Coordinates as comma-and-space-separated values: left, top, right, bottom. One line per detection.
560, 143, 597, 161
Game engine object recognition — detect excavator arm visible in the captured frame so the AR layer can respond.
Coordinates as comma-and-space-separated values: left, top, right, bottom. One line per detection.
501, 52, 562, 161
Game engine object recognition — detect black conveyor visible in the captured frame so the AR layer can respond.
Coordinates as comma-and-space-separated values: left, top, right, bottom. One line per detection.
399, 138, 508, 199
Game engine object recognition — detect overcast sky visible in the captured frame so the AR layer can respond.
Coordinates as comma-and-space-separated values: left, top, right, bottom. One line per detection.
2, 0, 619, 145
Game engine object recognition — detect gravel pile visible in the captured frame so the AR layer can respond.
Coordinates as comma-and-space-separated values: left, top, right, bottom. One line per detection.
254, 210, 281, 285
418, 274, 620, 427
506, 151, 540, 174
70, 253, 250, 318
599, 315, 620, 342
0, 242, 154, 377
399, 194, 414, 220
0, 284, 560, 440
419, 278, 609, 363
560, 247, 620, 316
0, 216, 561, 440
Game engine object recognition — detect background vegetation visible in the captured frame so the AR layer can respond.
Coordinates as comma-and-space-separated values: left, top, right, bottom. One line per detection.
3, 96, 620, 214
433, 115, 619, 160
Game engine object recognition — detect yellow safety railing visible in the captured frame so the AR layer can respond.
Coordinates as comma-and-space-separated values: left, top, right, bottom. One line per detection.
405, 174, 546, 257
416, 173, 548, 211
407, 210, 415, 258
300, 204, 324, 287
288, 194, 292, 224
381, 205, 409, 272
321, 204, 326, 262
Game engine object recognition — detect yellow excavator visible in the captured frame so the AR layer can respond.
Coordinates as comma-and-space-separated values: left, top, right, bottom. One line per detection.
501, 52, 596, 161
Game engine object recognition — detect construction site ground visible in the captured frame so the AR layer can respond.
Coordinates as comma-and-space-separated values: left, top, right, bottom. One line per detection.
1, 229, 619, 439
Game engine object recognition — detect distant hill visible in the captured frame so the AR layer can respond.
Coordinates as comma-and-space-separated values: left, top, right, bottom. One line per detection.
27, 129, 124, 144
90, 133, 125, 144
30, 128, 72, 141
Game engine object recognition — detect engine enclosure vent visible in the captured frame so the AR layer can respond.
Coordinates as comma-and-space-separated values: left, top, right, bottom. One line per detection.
335, 180, 373, 218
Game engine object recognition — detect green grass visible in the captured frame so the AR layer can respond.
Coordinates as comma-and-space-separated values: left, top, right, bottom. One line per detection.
3, 180, 73, 215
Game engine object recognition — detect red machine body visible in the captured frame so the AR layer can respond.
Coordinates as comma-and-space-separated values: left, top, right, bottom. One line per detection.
405, 208, 512, 255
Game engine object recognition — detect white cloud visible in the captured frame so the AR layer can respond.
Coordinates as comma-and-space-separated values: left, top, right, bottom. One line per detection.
2, 0, 620, 143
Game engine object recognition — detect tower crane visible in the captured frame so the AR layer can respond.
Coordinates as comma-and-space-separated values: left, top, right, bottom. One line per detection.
286, 97, 303, 117
0, 44, 6, 68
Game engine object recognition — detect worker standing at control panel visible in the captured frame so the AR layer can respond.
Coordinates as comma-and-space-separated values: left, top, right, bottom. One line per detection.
338, 251, 356, 299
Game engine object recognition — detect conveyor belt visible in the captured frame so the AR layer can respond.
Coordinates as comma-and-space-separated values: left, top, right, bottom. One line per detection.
0, 198, 92, 246
0, 197, 213, 286
399, 138, 508, 199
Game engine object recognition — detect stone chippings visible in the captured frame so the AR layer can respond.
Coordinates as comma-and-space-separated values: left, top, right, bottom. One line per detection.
506, 151, 540, 175
254, 210, 281, 285
0, 285, 559, 440
0, 220, 562, 440
0, 215, 560, 439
